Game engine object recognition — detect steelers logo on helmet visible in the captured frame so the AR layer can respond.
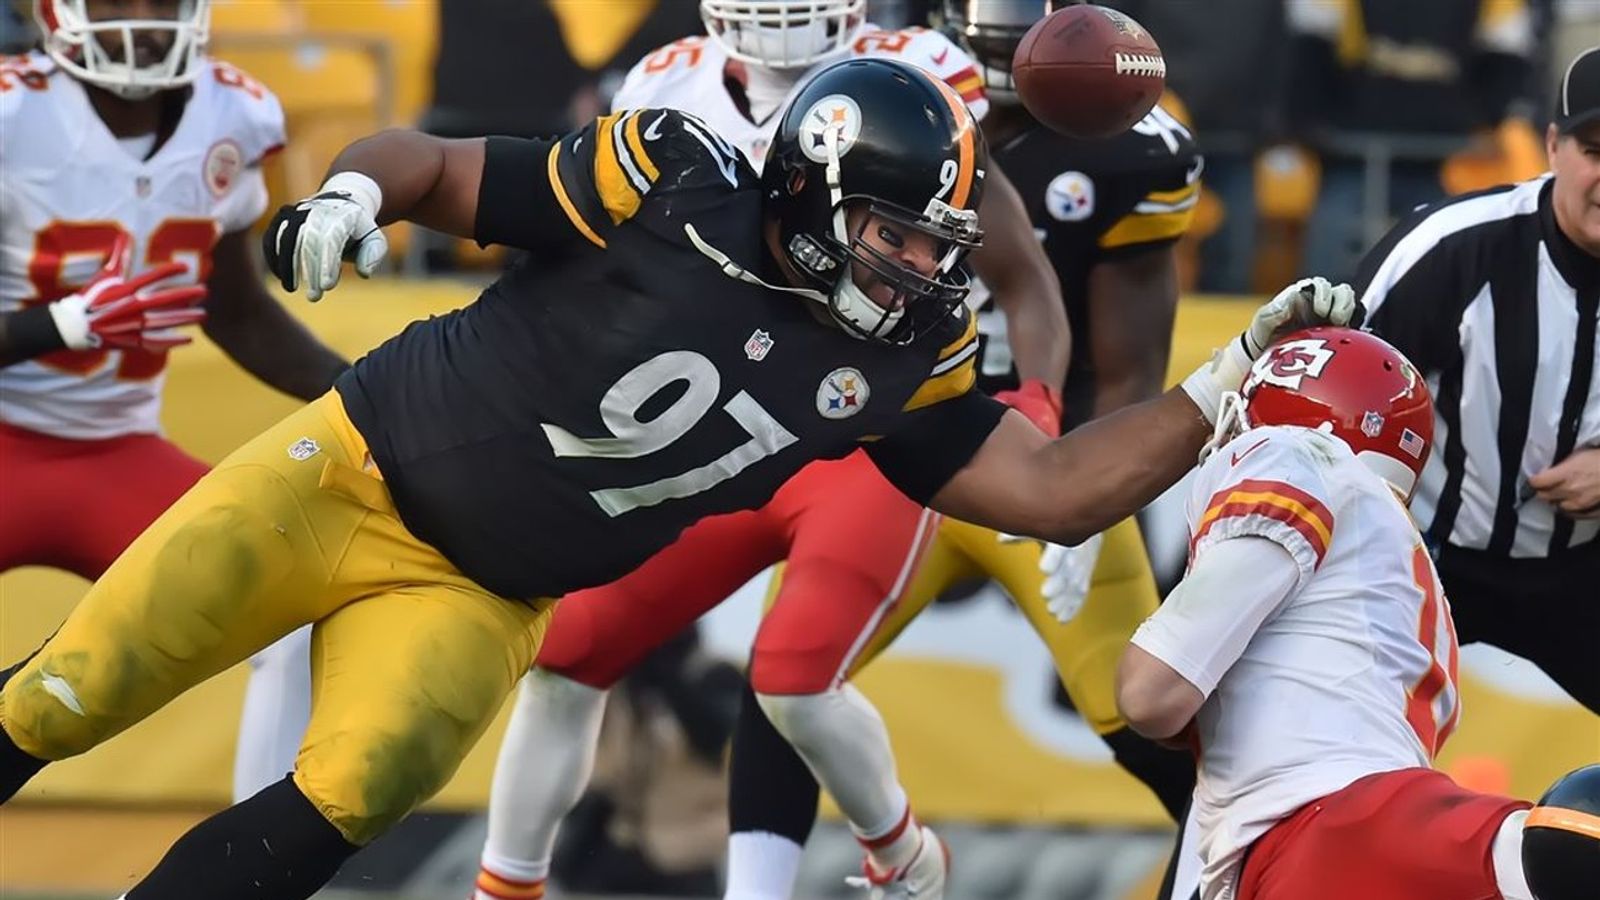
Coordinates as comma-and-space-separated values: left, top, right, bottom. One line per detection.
1522, 764, 1600, 900
817, 366, 870, 419
799, 94, 864, 164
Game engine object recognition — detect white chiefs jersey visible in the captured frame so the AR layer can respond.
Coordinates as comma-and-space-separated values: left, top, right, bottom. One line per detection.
0, 51, 283, 439
611, 26, 988, 171
1136, 425, 1461, 900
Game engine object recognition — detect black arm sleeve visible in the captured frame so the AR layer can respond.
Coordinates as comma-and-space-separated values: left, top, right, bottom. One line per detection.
474, 135, 579, 252
0, 306, 66, 368
866, 391, 1009, 506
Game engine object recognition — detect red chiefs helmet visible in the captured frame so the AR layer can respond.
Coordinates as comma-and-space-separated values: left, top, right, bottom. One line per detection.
1215, 327, 1434, 501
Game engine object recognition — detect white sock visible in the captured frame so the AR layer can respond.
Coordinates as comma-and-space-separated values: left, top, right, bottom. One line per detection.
477, 670, 607, 894
724, 830, 805, 900
231, 625, 313, 802
1492, 810, 1534, 900
756, 686, 915, 869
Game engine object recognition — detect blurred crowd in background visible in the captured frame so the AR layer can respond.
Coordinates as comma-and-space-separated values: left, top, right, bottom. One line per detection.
1, 2, 1595, 897
4, 0, 1596, 294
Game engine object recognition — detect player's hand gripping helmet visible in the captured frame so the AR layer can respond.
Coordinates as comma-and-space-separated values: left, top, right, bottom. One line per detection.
34, 0, 210, 100
1211, 327, 1435, 501
762, 58, 987, 343
701, 0, 865, 70
941, 0, 1071, 102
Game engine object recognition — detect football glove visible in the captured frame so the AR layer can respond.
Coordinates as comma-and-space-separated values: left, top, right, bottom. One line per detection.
1037, 532, 1102, 625
1181, 276, 1358, 426
48, 240, 207, 352
263, 172, 388, 302
995, 378, 1064, 437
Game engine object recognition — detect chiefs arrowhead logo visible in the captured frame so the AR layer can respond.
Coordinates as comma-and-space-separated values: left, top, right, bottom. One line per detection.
203, 139, 243, 197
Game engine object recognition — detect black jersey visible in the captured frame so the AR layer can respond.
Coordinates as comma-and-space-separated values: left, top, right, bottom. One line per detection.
336, 110, 1004, 599
977, 102, 1201, 426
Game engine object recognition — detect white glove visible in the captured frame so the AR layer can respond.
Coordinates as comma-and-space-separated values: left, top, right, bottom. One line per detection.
1181, 276, 1358, 425
1038, 533, 1102, 625
262, 172, 389, 302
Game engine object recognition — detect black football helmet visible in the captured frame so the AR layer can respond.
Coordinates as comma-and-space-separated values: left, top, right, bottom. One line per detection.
761, 57, 987, 344
941, 0, 1073, 102
1522, 764, 1600, 900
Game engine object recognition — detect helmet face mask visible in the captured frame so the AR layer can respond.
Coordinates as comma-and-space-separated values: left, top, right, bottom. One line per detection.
812, 199, 977, 341
763, 59, 988, 344
941, 0, 1070, 103
34, 0, 210, 100
1208, 328, 1435, 502
701, 0, 866, 70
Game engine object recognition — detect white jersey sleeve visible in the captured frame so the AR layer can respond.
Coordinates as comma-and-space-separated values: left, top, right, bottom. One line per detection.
1131, 535, 1302, 698
1185, 425, 1341, 588
849, 26, 988, 120
203, 59, 286, 233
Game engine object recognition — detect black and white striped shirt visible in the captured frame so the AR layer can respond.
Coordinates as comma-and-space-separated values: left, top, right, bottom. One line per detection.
1357, 175, 1599, 559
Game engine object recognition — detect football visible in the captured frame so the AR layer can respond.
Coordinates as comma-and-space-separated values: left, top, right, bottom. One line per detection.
1012, 3, 1166, 139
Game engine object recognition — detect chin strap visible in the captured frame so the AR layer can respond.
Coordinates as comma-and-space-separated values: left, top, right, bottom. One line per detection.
1199, 391, 1249, 463
683, 223, 826, 303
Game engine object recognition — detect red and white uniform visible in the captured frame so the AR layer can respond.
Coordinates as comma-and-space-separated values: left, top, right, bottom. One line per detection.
0, 51, 282, 438
1132, 425, 1525, 900
612, 25, 987, 169
0, 52, 284, 577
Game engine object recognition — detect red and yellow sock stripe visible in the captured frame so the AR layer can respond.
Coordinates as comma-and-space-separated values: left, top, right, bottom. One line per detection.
474, 868, 546, 900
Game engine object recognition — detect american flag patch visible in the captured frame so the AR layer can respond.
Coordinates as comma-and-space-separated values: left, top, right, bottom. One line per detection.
1399, 428, 1425, 459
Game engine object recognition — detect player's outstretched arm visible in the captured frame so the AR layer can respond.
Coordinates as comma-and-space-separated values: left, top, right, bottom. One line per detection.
262, 130, 487, 300
930, 390, 1208, 545
972, 164, 1071, 388
927, 277, 1359, 545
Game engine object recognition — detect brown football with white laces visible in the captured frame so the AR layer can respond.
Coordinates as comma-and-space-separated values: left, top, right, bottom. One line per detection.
1012, 3, 1166, 139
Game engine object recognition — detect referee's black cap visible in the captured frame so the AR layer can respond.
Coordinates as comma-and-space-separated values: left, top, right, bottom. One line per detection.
1556, 46, 1600, 134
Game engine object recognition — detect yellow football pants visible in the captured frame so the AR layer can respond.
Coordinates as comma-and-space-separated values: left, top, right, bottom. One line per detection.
840, 515, 1158, 734
0, 393, 553, 845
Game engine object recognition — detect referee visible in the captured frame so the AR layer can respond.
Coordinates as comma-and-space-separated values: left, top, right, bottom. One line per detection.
1355, 46, 1600, 714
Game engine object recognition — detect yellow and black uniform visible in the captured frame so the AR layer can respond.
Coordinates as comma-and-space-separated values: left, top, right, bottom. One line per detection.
977, 99, 1202, 424
0, 110, 1004, 845
816, 103, 1203, 739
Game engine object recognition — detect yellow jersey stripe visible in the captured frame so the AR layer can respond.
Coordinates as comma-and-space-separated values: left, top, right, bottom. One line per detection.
1098, 206, 1196, 249
1197, 489, 1334, 549
936, 310, 978, 361
546, 144, 607, 249
624, 111, 660, 183
593, 111, 644, 225
903, 355, 977, 412
1143, 182, 1200, 206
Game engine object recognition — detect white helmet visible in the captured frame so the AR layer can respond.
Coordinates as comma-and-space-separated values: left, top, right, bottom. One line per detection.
34, 0, 211, 100
701, 0, 866, 70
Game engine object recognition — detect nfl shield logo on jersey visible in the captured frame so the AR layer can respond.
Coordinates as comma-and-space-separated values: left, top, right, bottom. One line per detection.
1361, 410, 1385, 438
745, 329, 774, 361
286, 437, 321, 461
817, 367, 869, 419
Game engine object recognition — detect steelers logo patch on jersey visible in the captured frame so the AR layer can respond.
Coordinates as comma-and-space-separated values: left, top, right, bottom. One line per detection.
817, 366, 870, 419
1045, 170, 1096, 222
800, 95, 864, 164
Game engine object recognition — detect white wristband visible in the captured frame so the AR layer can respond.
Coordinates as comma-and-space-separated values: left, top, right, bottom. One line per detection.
320, 171, 383, 219
47, 294, 95, 350
1180, 336, 1253, 426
